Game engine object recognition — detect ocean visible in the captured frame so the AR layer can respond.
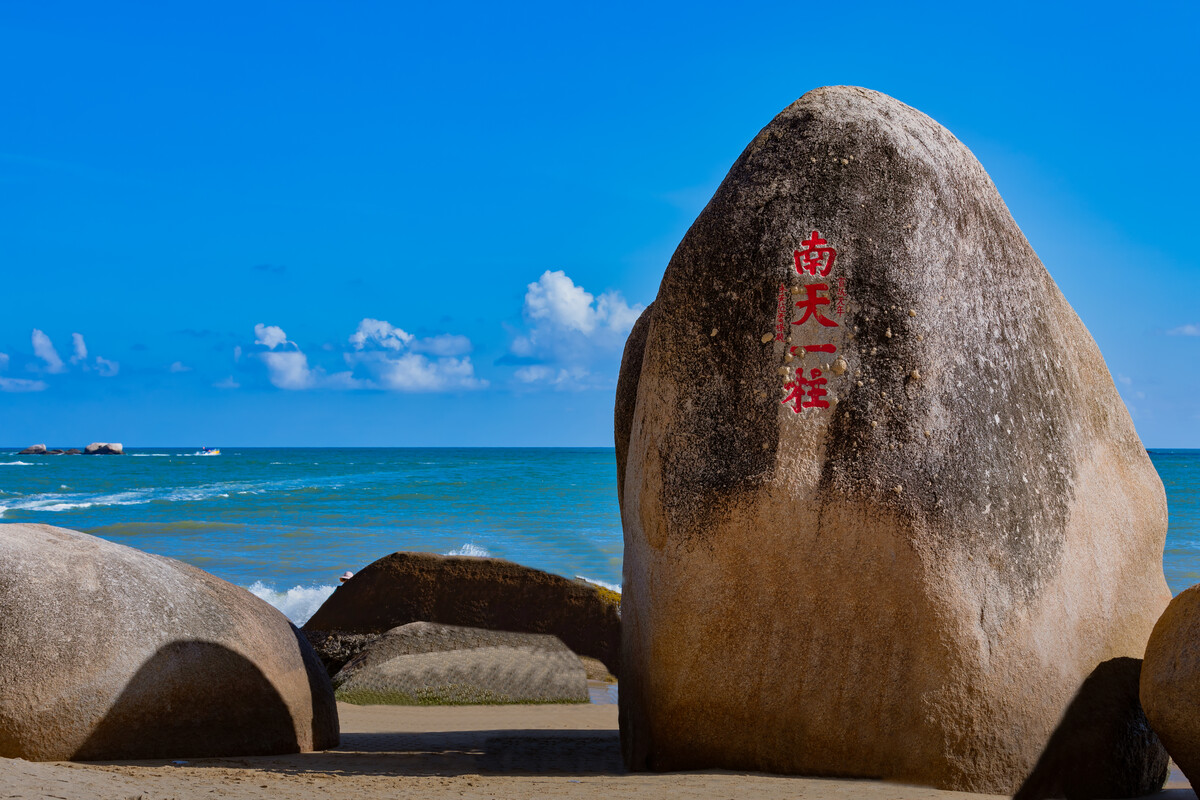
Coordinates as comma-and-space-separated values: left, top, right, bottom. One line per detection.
1, 447, 1197, 624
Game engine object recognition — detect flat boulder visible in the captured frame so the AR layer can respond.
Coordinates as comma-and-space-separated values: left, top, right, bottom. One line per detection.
1141, 584, 1200, 787
17, 444, 46, 455
84, 442, 123, 455
64, 448, 82, 455
0, 523, 339, 761
333, 621, 587, 705
617, 86, 1168, 793
304, 551, 621, 675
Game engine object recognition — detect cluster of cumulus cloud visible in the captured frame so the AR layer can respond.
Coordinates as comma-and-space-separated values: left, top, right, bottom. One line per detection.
244, 319, 484, 393
0, 330, 118, 392
227, 270, 644, 394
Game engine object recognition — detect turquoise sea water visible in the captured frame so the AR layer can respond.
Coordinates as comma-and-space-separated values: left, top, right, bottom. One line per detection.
1, 447, 1197, 623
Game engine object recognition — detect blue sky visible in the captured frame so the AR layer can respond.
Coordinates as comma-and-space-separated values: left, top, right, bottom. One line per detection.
1, 1, 1197, 447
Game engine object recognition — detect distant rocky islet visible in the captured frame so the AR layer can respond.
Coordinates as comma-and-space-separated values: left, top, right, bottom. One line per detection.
17, 442, 122, 455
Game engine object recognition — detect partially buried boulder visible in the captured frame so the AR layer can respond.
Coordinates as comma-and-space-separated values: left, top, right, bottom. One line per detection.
304, 551, 621, 676
333, 621, 588, 705
1140, 584, 1200, 788
84, 442, 123, 455
1014, 657, 1167, 800
0, 523, 339, 761
617, 86, 1169, 793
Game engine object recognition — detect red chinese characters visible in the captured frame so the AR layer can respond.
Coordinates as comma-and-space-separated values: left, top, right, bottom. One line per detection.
793, 230, 837, 277
782, 367, 829, 410
783, 229, 841, 414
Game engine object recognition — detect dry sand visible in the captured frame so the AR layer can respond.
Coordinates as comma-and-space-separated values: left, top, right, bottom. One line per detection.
0, 702, 1193, 799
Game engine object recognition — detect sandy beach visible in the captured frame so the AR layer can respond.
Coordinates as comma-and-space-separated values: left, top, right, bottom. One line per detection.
0, 702, 1190, 800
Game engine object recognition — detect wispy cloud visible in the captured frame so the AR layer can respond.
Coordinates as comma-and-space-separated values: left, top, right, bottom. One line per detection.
31, 329, 65, 373
169, 361, 192, 373
0, 351, 46, 392
214, 376, 240, 389
69, 333, 87, 364
1169, 324, 1200, 336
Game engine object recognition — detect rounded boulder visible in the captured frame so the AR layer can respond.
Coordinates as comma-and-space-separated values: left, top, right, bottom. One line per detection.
1141, 584, 1200, 787
0, 523, 339, 761
617, 86, 1169, 793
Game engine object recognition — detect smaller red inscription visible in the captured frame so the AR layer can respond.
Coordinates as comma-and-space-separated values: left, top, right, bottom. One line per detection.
782, 368, 830, 412
775, 283, 788, 341
794, 230, 837, 277
836, 275, 846, 315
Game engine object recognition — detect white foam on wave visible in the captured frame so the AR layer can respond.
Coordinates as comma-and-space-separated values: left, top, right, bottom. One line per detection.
0, 506, 7, 518
0, 461, 34, 466
576, 575, 622, 593
130, 453, 171, 457
246, 581, 337, 626
6, 489, 153, 513
446, 543, 490, 557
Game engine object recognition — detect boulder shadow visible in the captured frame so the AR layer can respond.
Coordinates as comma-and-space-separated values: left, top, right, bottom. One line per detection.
74, 640, 301, 761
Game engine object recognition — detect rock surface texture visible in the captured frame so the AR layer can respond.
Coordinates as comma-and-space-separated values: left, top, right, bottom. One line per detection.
1014, 657, 1167, 800
83, 442, 123, 454
1140, 584, 1200, 788
332, 622, 588, 705
0, 523, 339, 761
17, 444, 46, 455
304, 551, 621, 676
616, 86, 1169, 793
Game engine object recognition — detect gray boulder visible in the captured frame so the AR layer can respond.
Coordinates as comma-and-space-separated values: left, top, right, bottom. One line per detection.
0, 523, 339, 760
617, 86, 1168, 793
64, 448, 82, 455
84, 442, 123, 455
17, 444, 46, 455
333, 621, 588, 705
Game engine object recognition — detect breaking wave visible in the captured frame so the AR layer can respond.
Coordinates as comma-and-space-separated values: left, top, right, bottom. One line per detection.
446, 543, 490, 557
246, 581, 337, 626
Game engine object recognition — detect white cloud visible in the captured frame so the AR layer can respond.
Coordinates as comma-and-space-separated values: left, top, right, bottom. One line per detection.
514, 365, 594, 391
254, 324, 289, 349
169, 361, 192, 373
233, 345, 243, 362
69, 333, 87, 364
346, 351, 485, 392
507, 270, 647, 389
0, 353, 8, 370
94, 356, 119, 377
523, 270, 643, 336
214, 376, 240, 389
262, 350, 318, 390
0, 377, 46, 393
411, 334, 473, 357
349, 318, 414, 351
31, 329, 64, 373
1117, 374, 1132, 386
1169, 324, 1200, 336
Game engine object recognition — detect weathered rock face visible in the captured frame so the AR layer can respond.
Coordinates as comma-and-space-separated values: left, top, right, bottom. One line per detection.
84, 442, 123, 455
64, 448, 82, 455
617, 86, 1169, 793
17, 444, 46, 455
301, 629, 381, 676
1140, 584, 1200, 788
1014, 658, 1167, 800
304, 551, 621, 675
0, 523, 339, 761
333, 622, 588, 705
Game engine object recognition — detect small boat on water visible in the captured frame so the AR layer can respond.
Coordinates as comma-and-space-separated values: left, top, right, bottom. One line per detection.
200, 446, 221, 456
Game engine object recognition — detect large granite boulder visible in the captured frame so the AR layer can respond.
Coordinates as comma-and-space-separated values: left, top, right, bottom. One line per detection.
0, 523, 339, 761
1014, 657, 1167, 800
84, 442, 123, 455
616, 86, 1169, 793
17, 444, 46, 455
1140, 584, 1200, 787
304, 551, 621, 675
333, 621, 588, 705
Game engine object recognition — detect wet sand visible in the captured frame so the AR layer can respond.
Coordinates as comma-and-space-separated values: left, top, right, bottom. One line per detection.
0, 702, 1193, 799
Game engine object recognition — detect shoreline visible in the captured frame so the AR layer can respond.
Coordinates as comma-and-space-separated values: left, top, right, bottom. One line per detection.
1, 703, 1192, 800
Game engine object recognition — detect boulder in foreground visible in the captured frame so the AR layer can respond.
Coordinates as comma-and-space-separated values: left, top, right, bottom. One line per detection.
305, 551, 621, 676
1015, 657, 1167, 800
333, 621, 588, 705
0, 523, 338, 760
617, 86, 1169, 793
84, 442, 123, 454
1141, 584, 1200, 788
